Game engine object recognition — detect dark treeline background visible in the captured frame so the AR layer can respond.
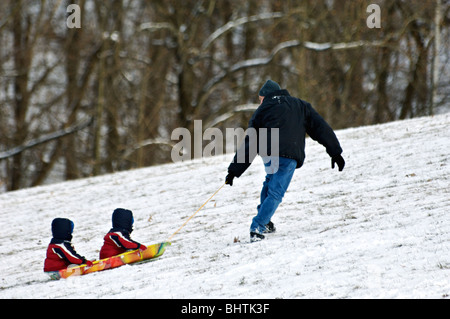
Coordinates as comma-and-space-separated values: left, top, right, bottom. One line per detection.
0, 0, 449, 192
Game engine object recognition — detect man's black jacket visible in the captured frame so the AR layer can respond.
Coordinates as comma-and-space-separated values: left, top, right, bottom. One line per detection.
228, 90, 342, 177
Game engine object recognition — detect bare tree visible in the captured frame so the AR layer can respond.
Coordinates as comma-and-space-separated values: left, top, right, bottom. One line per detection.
0, 0, 448, 192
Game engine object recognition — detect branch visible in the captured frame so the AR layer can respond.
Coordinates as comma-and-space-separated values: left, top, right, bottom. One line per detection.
231, 39, 386, 71
122, 138, 175, 160
139, 22, 177, 34
0, 118, 93, 160
205, 104, 259, 129
230, 40, 302, 72
304, 39, 386, 51
201, 12, 285, 51
198, 38, 390, 114
203, 38, 388, 94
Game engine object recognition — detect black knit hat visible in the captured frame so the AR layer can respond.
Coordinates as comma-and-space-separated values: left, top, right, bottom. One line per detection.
259, 80, 281, 97
112, 208, 134, 233
51, 218, 74, 241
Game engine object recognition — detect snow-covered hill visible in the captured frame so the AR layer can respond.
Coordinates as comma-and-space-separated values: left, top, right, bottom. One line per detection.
0, 113, 449, 299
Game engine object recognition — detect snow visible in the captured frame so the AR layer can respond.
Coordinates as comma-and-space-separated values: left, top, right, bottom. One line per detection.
0, 113, 449, 299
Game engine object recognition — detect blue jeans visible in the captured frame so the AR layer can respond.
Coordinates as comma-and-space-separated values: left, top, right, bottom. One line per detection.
250, 157, 297, 233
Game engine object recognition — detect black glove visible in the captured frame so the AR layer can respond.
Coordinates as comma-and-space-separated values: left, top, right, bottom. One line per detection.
331, 154, 345, 172
225, 173, 235, 186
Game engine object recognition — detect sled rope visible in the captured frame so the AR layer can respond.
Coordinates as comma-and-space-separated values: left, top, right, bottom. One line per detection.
167, 183, 225, 242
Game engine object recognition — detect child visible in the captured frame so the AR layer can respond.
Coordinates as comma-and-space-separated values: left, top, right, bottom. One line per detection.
44, 218, 93, 272
99, 208, 147, 259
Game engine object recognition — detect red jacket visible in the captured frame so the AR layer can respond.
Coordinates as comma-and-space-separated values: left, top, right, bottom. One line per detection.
100, 229, 143, 259
44, 239, 88, 272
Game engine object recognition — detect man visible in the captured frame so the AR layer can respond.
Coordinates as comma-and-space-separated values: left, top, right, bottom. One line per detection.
226, 80, 345, 242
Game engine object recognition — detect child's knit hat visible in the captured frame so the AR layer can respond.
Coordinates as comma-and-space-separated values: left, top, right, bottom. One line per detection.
51, 218, 74, 241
